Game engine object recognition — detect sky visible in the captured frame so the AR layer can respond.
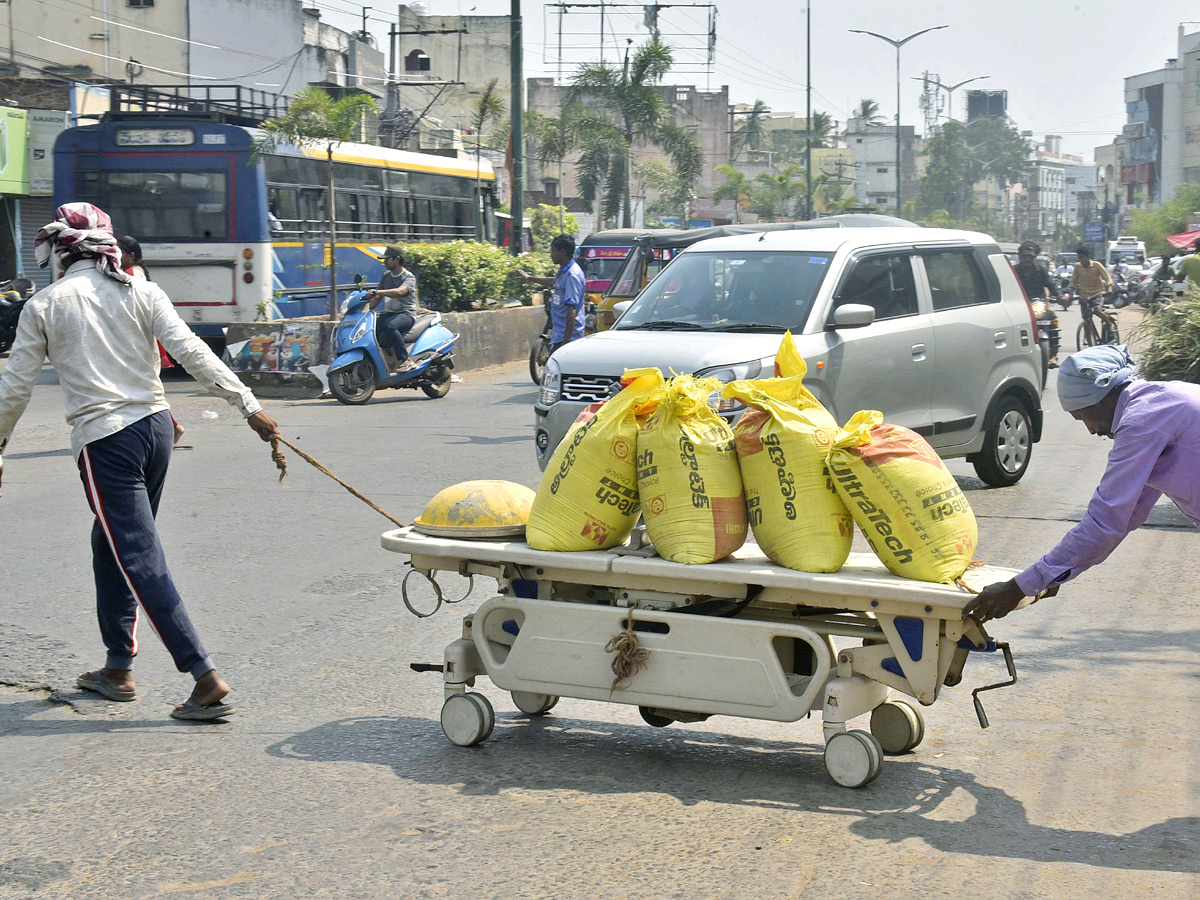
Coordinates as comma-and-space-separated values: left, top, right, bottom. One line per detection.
315, 0, 1200, 162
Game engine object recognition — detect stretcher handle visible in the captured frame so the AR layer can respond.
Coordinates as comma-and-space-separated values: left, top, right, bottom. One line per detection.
971, 641, 1016, 729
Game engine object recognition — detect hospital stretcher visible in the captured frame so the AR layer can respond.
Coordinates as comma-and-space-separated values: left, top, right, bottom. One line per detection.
382, 526, 1023, 788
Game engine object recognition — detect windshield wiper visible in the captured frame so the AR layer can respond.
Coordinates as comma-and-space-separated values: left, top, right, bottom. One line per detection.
621, 320, 709, 330
709, 323, 791, 333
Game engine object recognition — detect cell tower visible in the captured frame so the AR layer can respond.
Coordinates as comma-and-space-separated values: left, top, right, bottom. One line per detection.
917, 71, 945, 136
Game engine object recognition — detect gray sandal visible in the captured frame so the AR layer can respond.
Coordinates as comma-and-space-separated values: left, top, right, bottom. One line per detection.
170, 697, 235, 721
76, 670, 137, 702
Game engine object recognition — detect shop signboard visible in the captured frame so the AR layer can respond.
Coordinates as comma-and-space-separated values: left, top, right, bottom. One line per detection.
0, 107, 29, 195
27, 109, 68, 196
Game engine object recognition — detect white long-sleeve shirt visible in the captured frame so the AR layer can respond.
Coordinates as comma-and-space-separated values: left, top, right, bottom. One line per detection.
0, 260, 261, 461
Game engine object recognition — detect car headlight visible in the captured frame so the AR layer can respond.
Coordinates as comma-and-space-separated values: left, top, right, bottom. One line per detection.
698, 358, 769, 413
538, 357, 562, 405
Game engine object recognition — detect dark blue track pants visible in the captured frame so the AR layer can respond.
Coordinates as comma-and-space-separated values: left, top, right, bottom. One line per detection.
377, 311, 414, 362
77, 411, 214, 679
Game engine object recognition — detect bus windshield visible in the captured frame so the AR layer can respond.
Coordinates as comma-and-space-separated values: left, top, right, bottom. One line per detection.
614, 250, 833, 331
77, 170, 229, 241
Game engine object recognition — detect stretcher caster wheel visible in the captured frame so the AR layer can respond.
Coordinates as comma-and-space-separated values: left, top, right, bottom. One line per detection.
870, 700, 925, 754
639, 706, 674, 728
441, 692, 495, 747
824, 730, 883, 788
511, 691, 558, 715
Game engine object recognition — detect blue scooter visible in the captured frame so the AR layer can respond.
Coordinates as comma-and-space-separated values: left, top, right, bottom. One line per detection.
327, 277, 458, 405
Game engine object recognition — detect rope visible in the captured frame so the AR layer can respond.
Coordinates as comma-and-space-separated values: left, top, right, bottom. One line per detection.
604, 606, 650, 696
269, 436, 407, 529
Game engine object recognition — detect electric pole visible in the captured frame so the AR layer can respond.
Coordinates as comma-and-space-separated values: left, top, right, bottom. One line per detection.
510, 0, 523, 255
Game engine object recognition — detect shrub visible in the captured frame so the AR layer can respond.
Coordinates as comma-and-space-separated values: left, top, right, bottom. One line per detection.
529, 204, 579, 251
403, 242, 556, 311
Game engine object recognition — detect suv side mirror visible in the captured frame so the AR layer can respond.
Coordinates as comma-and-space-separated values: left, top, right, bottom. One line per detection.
829, 303, 875, 329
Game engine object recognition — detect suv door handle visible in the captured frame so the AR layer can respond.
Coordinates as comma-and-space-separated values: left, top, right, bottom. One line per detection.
994, 331, 1008, 348
912, 343, 927, 361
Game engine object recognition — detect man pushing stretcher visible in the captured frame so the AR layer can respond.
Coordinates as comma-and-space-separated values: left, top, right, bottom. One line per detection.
966, 345, 1200, 622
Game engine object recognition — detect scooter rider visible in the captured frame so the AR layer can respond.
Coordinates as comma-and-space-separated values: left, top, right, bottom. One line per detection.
366, 245, 418, 373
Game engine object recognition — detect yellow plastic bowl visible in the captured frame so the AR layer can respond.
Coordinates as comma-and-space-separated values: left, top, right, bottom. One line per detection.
413, 480, 536, 538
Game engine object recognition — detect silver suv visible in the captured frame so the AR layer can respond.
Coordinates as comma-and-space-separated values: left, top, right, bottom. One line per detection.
534, 227, 1043, 487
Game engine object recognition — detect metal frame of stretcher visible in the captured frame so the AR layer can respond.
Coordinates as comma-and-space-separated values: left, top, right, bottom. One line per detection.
382, 526, 1021, 788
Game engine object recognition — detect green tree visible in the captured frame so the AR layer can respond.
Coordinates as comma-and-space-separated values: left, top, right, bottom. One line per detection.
750, 164, 807, 220
917, 118, 1028, 223
469, 79, 507, 240
254, 87, 379, 317
569, 39, 703, 228
713, 164, 752, 223
525, 108, 579, 233
731, 99, 770, 161
854, 98, 884, 126
1129, 183, 1200, 255
529, 203, 580, 251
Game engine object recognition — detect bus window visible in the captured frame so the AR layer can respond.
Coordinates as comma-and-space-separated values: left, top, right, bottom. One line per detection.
299, 188, 325, 237
78, 170, 229, 242
413, 198, 432, 238
363, 195, 384, 239
272, 188, 299, 234
431, 200, 456, 237
335, 192, 360, 238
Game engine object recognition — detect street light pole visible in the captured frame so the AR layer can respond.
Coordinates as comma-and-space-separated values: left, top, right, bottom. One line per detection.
805, 2, 812, 219
911, 74, 988, 125
850, 25, 947, 215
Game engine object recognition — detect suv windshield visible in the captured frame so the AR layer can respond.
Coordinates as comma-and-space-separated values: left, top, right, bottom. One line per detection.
614, 251, 834, 331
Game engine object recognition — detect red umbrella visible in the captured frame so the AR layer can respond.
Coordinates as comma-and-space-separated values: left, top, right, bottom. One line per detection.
1165, 229, 1200, 250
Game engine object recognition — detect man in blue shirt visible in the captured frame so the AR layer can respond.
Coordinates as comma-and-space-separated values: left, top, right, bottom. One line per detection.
518, 234, 586, 353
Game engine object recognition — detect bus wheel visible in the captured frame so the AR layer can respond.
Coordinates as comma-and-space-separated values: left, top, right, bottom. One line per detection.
330, 361, 376, 405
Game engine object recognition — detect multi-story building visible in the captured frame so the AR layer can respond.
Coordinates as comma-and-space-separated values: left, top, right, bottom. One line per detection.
843, 117, 919, 213
1119, 25, 1200, 206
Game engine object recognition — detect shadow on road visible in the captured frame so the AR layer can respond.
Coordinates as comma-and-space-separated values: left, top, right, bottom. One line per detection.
267, 713, 1197, 873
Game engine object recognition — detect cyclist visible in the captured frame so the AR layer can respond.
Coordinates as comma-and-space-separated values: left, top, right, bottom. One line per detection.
1070, 246, 1115, 343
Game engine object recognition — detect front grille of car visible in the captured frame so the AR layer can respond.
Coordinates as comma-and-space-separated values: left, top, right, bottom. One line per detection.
561, 374, 620, 403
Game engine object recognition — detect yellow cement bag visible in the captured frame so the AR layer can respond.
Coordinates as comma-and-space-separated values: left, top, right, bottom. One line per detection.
722, 374, 853, 573
637, 374, 747, 564
828, 410, 977, 583
773, 330, 806, 378
526, 368, 664, 551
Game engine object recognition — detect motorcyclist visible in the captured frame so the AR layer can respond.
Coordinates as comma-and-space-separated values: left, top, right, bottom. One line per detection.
1070, 246, 1116, 339
365, 245, 418, 373
1014, 241, 1056, 301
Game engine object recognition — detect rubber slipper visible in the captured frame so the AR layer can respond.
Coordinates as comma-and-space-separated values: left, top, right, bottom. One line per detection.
170, 697, 235, 721
76, 670, 137, 702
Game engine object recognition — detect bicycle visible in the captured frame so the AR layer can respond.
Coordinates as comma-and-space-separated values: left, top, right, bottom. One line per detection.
1076, 296, 1120, 349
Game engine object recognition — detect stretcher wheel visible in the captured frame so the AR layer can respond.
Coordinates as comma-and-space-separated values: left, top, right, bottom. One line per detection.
824, 730, 883, 788
870, 700, 925, 754
511, 691, 559, 715
441, 692, 495, 747
639, 706, 674, 728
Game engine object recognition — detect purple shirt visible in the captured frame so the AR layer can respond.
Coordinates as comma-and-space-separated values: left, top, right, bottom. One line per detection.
1015, 380, 1200, 595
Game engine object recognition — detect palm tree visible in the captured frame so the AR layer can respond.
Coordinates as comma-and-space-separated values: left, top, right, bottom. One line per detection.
751, 164, 807, 221
569, 39, 703, 228
854, 99, 884, 126
254, 87, 379, 317
469, 79, 507, 240
713, 164, 751, 223
526, 108, 581, 232
731, 99, 770, 161
808, 111, 834, 149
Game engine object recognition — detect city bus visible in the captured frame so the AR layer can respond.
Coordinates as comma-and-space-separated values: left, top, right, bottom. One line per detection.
53, 117, 496, 342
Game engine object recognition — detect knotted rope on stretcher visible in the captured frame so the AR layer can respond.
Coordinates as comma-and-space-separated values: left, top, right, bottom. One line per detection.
269, 437, 407, 529
604, 606, 650, 696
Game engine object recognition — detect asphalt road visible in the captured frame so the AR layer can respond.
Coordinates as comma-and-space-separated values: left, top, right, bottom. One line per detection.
1, 320, 1197, 899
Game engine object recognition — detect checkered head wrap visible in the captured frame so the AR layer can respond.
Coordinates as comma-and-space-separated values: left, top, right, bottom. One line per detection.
33, 203, 131, 284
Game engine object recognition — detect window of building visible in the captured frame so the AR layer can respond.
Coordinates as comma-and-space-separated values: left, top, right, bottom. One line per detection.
405, 49, 431, 72
543, 178, 559, 200
876, 167, 888, 173
856, 138, 863, 144
128, 0, 154, 6
676, 87, 689, 101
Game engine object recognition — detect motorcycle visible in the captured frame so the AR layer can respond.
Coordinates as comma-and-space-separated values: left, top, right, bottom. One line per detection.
0, 278, 34, 354
327, 277, 457, 405
529, 300, 597, 385
1029, 297, 1060, 376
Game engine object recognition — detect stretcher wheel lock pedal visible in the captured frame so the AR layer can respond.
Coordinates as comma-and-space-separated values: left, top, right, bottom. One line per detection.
970, 642, 1017, 729
410, 663, 445, 673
